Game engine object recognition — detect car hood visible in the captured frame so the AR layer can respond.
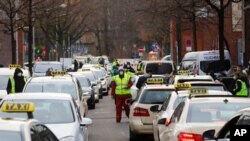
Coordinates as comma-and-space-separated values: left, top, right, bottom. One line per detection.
46, 123, 78, 139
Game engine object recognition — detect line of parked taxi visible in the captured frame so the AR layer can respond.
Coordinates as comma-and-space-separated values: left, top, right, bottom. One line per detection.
0, 62, 112, 141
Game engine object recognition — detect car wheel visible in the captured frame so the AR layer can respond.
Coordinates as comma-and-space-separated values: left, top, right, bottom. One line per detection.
89, 103, 95, 109
99, 94, 103, 99
103, 92, 109, 96
129, 128, 137, 141
95, 99, 99, 103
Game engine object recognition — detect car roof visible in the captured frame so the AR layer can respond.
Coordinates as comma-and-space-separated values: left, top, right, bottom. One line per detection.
143, 84, 175, 89
185, 81, 223, 85
0, 68, 30, 76
0, 118, 36, 131
34, 61, 62, 65
176, 90, 231, 95
188, 97, 250, 103
29, 76, 74, 83
2, 93, 72, 100
175, 75, 213, 79
143, 60, 173, 63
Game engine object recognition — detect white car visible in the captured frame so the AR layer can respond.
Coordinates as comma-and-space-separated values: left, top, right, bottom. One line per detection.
32, 61, 63, 77
0, 93, 92, 141
22, 73, 89, 117
152, 89, 232, 141
0, 101, 59, 141
129, 78, 175, 141
0, 67, 30, 100
159, 95, 250, 141
170, 74, 214, 84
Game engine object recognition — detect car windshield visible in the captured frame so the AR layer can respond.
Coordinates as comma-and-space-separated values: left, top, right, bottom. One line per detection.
82, 73, 96, 82
0, 131, 22, 141
0, 99, 75, 124
200, 60, 231, 73
0, 75, 9, 90
34, 63, 62, 73
146, 63, 173, 75
139, 89, 173, 104
24, 82, 77, 99
187, 102, 250, 123
76, 76, 91, 87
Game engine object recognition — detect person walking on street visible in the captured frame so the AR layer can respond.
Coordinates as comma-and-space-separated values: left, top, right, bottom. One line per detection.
73, 59, 79, 72
6, 68, 26, 94
111, 68, 133, 123
233, 71, 249, 97
126, 62, 135, 73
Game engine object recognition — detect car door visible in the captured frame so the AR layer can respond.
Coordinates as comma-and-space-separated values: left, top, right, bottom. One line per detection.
30, 124, 58, 141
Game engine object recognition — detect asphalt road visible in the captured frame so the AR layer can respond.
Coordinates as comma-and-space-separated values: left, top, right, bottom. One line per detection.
88, 94, 154, 141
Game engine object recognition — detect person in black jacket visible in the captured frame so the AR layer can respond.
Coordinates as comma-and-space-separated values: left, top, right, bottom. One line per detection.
6, 68, 26, 94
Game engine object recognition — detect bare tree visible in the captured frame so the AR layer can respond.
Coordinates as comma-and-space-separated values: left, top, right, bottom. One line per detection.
204, 0, 241, 61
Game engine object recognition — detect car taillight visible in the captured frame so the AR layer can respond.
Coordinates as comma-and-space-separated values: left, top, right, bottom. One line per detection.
178, 132, 203, 141
133, 107, 150, 117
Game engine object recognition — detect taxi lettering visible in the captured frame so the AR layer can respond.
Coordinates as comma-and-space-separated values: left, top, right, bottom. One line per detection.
189, 88, 207, 94
174, 83, 191, 89
51, 71, 67, 76
1, 102, 35, 112
146, 78, 164, 84
9, 64, 21, 69
177, 70, 191, 75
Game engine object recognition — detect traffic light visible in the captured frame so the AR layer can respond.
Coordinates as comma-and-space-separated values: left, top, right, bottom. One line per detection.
35, 47, 42, 55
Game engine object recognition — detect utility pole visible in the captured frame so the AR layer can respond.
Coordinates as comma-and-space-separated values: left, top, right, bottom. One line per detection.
28, 0, 33, 76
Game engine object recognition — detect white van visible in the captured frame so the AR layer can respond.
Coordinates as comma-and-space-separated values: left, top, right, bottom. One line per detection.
180, 50, 233, 76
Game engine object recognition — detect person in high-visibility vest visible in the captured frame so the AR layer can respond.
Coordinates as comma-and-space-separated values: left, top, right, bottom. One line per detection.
233, 72, 249, 97
111, 68, 133, 123
137, 60, 143, 72
6, 68, 26, 94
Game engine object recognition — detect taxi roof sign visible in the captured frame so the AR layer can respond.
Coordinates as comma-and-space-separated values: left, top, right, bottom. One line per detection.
146, 78, 164, 84
188, 88, 207, 95
177, 70, 192, 75
51, 71, 67, 76
82, 68, 91, 71
1, 102, 35, 113
174, 83, 191, 89
9, 64, 21, 69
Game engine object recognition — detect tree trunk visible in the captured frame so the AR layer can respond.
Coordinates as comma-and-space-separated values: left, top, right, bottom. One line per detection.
176, 15, 182, 63
28, 0, 33, 76
218, 10, 225, 61
192, 14, 197, 51
10, 22, 16, 64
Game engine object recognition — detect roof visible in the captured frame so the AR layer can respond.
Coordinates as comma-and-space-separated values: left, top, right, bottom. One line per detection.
0, 118, 35, 131
29, 76, 74, 83
2, 93, 72, 100
176, 90, 231, 95
144, 84, 175, 90
0, 68, 30, 76
189, 97, 250, 103
34, 61, 62, 65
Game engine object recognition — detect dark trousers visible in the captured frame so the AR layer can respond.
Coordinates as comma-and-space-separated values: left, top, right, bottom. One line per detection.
115, 94, 131, 122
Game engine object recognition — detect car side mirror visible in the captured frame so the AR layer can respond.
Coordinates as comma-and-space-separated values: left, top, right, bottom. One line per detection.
82, 92, 91, 100
80, 117, 92, 126
101, 78, 104, 81
203, 129, 216, 140
150, 105, 160, 112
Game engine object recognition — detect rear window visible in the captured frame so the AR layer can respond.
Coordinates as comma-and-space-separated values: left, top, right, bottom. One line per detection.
34, 63, 63, 73
187, 102, 250, 123
191, 84, 225, 91
139, 89, 173, 104
145, 63, 173, 75
200, 60, 231, 73
0, 75, 9, 90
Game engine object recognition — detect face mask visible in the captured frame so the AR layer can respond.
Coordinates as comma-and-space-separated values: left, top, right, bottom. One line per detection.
119, 71, 124, 75
127, 65, 130, 68
17, 73, 22, 77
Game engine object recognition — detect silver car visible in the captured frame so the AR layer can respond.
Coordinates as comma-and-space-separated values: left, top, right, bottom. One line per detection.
0, 93, 92, 141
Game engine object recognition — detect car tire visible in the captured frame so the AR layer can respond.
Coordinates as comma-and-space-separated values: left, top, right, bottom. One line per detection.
95, 99, 99, 103
99, 94, 103, 99
89, 103, 95, 109
103, 92, 109, 96
129, 128, 137, 141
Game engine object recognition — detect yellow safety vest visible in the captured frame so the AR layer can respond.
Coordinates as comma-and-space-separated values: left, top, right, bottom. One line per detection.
236, 79, 248, 97
137, 63, 142, 71
114, 74, 131, 95
9, 76, 27, 94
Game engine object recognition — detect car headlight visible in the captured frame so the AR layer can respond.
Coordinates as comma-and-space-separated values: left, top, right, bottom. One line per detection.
60, 136, 75, 141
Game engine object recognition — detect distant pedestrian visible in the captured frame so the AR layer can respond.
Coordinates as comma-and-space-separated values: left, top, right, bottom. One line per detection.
73, 59, 78, 72
233, 70, 249, 97
46, 68, 53, 76
6, 68, 26, 94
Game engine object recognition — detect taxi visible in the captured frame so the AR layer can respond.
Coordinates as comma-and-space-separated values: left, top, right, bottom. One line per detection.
22, 71, 89, 117
0, 93, 93, 141
159, 92, 250, 141
0, 64, 30, 100
0, 101, 59, 141
129, 78, 175, 141
78, 69, 102, 102
151, 84, 232, 141
32, 61, 63, 77
169, 70, 214, 84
